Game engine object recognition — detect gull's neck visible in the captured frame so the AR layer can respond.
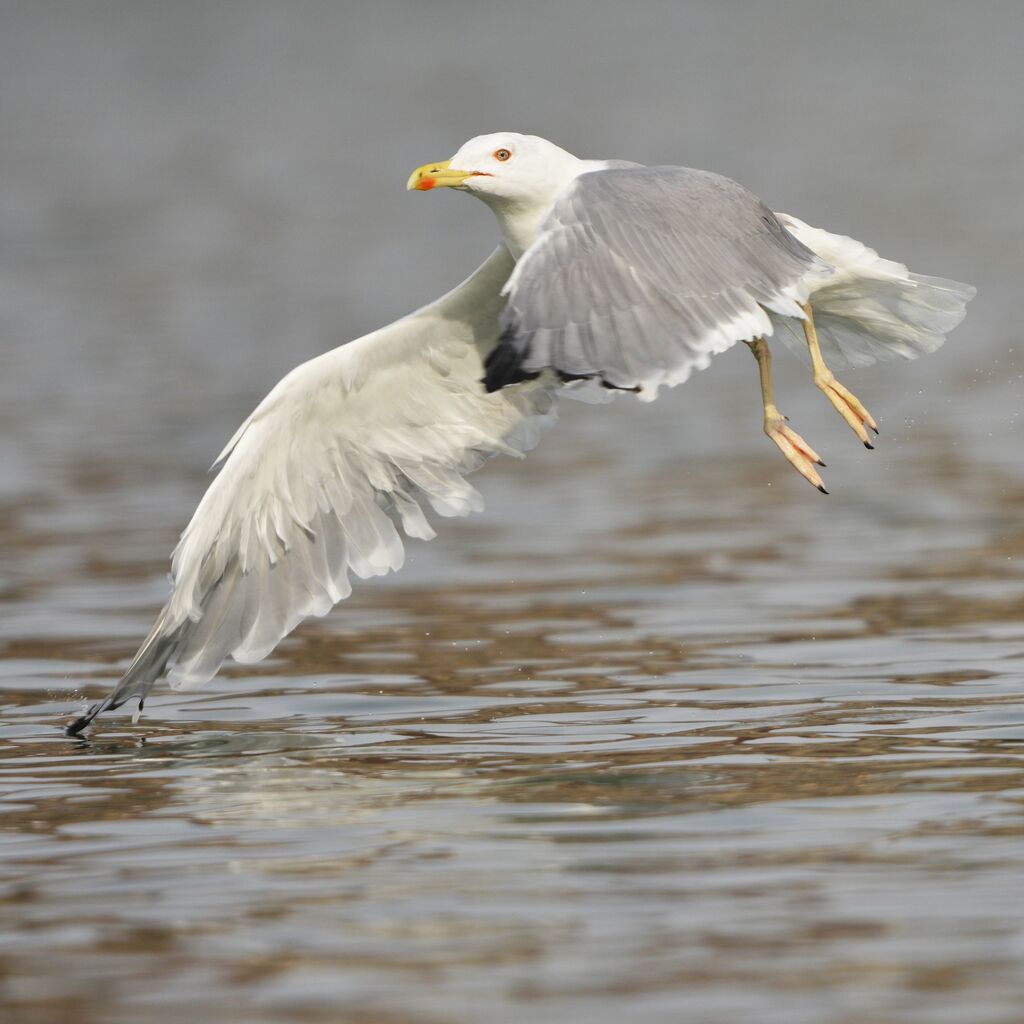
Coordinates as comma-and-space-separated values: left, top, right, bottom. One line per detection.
483, 159, 608, 260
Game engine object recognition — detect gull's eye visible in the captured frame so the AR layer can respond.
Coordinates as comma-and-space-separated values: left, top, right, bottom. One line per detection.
494, 148, 512, 162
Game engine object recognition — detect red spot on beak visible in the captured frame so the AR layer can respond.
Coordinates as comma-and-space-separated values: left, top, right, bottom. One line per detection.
416, 177, 436, 191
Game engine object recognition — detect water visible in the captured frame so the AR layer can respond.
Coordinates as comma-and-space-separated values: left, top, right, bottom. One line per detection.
2, 3, 1023, 1022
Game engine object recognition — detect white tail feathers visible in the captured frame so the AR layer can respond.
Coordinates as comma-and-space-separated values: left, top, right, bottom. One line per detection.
770, 213, 976, 369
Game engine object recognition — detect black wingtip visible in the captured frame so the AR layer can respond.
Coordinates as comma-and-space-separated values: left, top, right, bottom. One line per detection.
483, 345, 538, 393
64, 692, 135, 737
65, 703, 100, 737
482, 321, 542, 393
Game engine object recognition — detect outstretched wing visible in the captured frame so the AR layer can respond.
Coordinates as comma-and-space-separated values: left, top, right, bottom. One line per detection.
68, 248, 556, 734
485, 165, 832, 399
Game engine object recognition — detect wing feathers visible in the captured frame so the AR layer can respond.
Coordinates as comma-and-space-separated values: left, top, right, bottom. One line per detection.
68, 248, 558, 731
486, 166, 829, 397
169, 328, 553, 687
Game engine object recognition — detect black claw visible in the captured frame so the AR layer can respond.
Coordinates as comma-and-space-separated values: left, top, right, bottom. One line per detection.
864, 441, 875, 450
871, 425, 880, 436
816, 460, 827, 467
817, 485, 829, 495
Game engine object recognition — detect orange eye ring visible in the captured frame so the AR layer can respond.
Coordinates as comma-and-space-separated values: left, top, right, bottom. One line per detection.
494, 148, 512, 162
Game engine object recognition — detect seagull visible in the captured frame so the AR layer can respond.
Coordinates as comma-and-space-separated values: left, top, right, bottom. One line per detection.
66, 132, 975, 736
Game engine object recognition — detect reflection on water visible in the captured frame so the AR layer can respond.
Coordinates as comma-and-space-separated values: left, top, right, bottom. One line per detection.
2, 2, 1023, 1023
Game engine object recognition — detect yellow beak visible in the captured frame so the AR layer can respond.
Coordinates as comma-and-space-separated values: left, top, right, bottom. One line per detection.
406, 159, 474, 191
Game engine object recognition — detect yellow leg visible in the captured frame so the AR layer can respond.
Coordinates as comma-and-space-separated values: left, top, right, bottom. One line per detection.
801, 302, 879, 447
746, 337, 828, 494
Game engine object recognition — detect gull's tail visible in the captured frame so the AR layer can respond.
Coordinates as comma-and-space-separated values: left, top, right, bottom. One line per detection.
65, 607, 187, 737
770, 213, 976, 368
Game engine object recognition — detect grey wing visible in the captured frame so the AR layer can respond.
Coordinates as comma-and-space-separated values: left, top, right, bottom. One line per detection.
484, 166, 832, 399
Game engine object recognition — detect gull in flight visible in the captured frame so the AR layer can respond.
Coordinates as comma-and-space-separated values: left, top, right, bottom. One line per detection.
66, 132, 975, 735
